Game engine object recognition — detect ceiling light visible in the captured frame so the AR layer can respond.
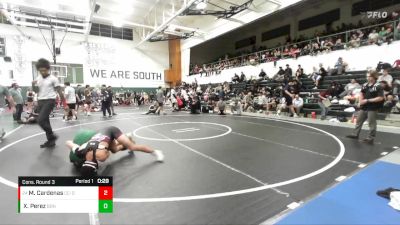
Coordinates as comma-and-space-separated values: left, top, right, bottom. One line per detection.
196, 1, 207, 10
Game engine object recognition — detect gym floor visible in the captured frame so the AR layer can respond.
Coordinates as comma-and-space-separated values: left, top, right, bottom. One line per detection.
0, 107, 398, 224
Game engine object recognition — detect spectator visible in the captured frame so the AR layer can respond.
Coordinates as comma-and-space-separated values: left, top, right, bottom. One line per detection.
258, 69, 267, 80
380, 81, 395, 112
292, 94, 304, 116
378, 68, 393, 87
9, 83, 24, 123
232, 73, 240, 83
217, 98, 226, 115
340, 79, 361, 98
284, 64, 293, 79
284, 80, 299, 117
64, 82, 78, 121
318, 89, 331, 120
254, 92, 268, 112
348, 34, 361, 48
368, 29, 379, 45
26, 88, 35, 114
243, 92, 253, 111
330, 57, 348, 75
346, 70, 385, 144
276, 97, 287, 116
239, 72, 247, 83
272, 67, 285, 82
393, 59, 400, 70
230, 96, 242, 115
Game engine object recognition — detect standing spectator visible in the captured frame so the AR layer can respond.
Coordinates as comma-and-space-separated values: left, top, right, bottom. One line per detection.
84, 85, 92, 116
239, 72, 247, 83
283, 80, 299, 117
378, 68, 393, 87
292, 94, 304, 117
9, 83, 24, 123
0, 85, 16, 142
155, 86, 165, 115
63, 82, 78, 121
347, 70, 384, 144
26, 88, 35, 114
32, 58, 64, 148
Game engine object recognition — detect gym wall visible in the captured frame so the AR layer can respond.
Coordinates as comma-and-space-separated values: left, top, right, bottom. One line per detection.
0, 23, 169, 88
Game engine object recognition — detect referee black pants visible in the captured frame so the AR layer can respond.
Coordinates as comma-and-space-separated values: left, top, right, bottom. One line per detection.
37, 99, 56, 141
101, 101, 111, 116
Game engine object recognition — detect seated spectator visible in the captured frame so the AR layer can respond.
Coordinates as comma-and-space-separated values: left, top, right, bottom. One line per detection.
348, 34, 361, 48
217, 98, 226, 115
254, 92, 268, 112
393, 59, 400, 70
266, 96, 277, 114
312, 64, 327, 89
243, 92, 253, 111
232, 73, 240, 83
272, 67, 285, 82
258, 69, 267, 80
293, 94, 304, 117
295, 65, 304, 80
230, 96, 242, 115
334, 37, 343, 50
329, 57, 348, 75
239, 72, 247, 83
276, 97, 287, 116
340, 79, 361, 98
368, 29, 379, 45
380, 80, 396, 112
190, 95, 201, 114
378, 68, 393, 87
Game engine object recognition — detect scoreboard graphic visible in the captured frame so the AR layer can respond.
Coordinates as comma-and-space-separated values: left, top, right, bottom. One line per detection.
18, 177, 113, 213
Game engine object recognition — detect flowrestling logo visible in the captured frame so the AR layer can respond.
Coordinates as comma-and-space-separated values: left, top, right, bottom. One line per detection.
361, 11, 388, 19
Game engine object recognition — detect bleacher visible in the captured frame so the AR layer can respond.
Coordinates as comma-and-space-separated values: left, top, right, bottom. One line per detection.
227, 69, 400, 119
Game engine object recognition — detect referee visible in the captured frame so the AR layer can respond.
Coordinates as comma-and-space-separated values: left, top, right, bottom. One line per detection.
32, 58, 65, 148
347, 70, 384, 144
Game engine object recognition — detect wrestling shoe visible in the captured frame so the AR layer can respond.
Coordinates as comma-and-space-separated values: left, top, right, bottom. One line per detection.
152, 150, 164, 162
40, 141, 56, 148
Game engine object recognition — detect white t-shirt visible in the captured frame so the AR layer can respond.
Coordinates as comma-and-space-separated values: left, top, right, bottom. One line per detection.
257, 95, 268, 105
378, 74, 393, 85
293, 97, 304, 107
36, 75, 60, 100
64, 86, 76, 104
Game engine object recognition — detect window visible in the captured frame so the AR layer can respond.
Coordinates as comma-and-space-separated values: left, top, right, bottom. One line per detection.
235, 36, 256, 49
298, 9, 340, 31
261, 25, 290, 42
90, 23, 134, 41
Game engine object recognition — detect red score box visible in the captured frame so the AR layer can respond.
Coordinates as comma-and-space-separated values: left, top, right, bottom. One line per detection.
99, 186, 113, 200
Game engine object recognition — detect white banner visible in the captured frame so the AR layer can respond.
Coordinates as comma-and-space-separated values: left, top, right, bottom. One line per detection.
84, 67, 164, 88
